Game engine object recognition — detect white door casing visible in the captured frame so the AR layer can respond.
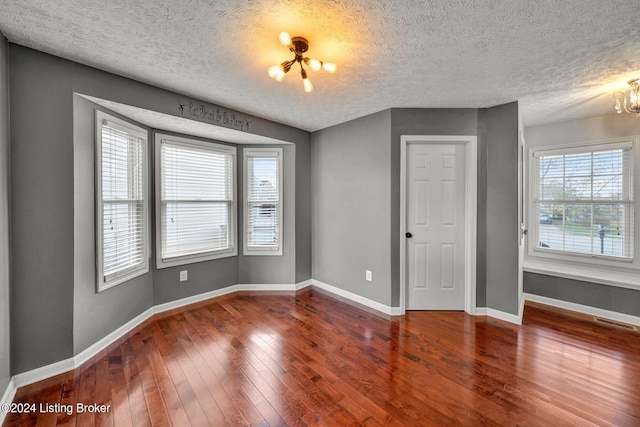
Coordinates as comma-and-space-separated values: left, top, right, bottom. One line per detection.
400, 136, 477, 314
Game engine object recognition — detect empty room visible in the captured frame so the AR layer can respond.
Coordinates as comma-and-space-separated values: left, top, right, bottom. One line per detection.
1, 1, 640, 426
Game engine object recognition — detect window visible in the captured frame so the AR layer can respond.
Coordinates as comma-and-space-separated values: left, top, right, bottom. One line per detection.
156, 134, 236, 267
244, 148, 282, 255
532, 141, 634, 260
96, 112, 149, 291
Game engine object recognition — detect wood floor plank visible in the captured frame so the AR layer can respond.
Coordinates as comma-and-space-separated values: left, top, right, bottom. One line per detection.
5, 288, 640, 426
106, 346, 133, 427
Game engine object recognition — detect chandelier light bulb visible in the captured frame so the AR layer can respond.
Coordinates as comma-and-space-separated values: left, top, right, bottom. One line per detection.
279, 31, 292, 47
322, 62, 337, 73
274, 69, 286, 82
300, 68, 313, 93
307, 58, 322, 72
268, 65, 281, 79
303, 77, 313, 93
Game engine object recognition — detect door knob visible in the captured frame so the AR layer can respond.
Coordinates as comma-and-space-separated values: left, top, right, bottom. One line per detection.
406, 232, 413, 238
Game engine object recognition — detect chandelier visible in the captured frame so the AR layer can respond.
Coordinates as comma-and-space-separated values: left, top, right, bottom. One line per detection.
614, 79, 640, 116
267, 32, 336, 93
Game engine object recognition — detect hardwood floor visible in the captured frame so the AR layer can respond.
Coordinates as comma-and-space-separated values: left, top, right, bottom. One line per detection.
4, 287, 640, 426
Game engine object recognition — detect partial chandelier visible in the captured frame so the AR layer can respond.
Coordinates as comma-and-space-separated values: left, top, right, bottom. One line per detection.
614, 78, 640, 116
268, 31, 336, 93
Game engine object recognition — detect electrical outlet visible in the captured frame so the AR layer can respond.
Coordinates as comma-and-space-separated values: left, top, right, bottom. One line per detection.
366, 270, 372, 281
179, 270, 188, 282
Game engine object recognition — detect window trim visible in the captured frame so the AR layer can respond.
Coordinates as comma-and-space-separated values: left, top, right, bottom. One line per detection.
525, 136, 640, 287
155, 133, 237, 269
95, 111, 150, 292
243, 147, 283, 256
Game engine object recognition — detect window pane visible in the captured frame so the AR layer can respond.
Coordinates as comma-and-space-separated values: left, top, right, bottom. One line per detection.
535, 146, 633, 259
593, 204, 629, 257
103, 201, 145, 276
248, 203, 279, 246
162, 144, 232, 201
162, 201, 230, 259
248, 157, 279, 202
246, 151, 281, 252
100, 117, 147, 286
159, 137, 235, 263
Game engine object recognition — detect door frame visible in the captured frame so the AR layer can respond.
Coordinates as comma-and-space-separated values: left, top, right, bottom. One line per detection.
400, 135, 478, 314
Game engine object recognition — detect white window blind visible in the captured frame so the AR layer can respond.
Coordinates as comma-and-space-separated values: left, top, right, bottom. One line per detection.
244, 149, 282, 255
158, 136, 236, 266
97, 113, 149, 290
534, 143, 634, 259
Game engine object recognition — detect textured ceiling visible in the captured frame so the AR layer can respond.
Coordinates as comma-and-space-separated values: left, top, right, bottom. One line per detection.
1, 0, 640, 132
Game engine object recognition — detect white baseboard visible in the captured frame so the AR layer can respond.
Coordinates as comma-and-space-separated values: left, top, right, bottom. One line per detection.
295, 279, 313, 291
12, 355, 75, 391
310, 279, 401, 316
474, 307, 488, 316
472, 305, 522, 325
524, 293, 640, 327
0, 377, 17, 425
486, 308, 522, 325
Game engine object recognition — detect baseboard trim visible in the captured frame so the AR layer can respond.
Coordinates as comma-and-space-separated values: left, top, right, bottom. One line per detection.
474, 307, 488, 316
471, 305, 522, 325
486, 308, 522, 325
524, 293, 640, 327
0, 377, 17, 425
295, 279, 313, 291
310, 279, 401, 316
12, 357, 75, 390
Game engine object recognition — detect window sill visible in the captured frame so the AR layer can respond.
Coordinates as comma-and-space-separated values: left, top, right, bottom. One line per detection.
98, 265, 149, 292
523, 257, 640, 291
243, 248, 282, 256
156, 249, 237, 269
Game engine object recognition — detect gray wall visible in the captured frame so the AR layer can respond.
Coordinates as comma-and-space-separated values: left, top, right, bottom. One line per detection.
485, 102, 520, 315
524, 113, 640, 315
295, 138, 312, 283
10, 45, 75, 373
475, 109, 488, 307
10, 45, 311, 373
390, 108, 480, 307
0, 33, 11, 396
312, 110, 393, 306
524, 272, 640, 316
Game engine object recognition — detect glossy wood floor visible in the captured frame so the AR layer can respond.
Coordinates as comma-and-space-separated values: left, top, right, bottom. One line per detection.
4, 288, 640, 426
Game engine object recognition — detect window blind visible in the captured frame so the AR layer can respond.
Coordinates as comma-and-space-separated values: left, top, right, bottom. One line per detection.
245, 150, 281, 252
534, 145, 634, 259
160, 139, 235, 261
100, 117, 148, 285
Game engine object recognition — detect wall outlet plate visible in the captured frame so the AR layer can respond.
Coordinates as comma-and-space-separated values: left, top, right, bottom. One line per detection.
180, 270, 188, 282
366, 270, 372, 281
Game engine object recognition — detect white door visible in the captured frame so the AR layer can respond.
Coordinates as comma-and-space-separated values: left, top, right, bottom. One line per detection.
406, 143, 466, 310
